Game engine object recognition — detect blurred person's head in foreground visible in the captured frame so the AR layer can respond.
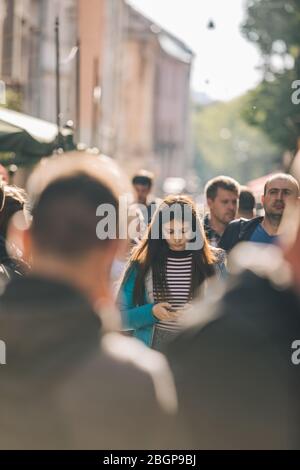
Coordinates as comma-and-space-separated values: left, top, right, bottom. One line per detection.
132, 170, 154, 205
238, 186, 256, 219
23, 152, 128, 308
205, 175, 240, 235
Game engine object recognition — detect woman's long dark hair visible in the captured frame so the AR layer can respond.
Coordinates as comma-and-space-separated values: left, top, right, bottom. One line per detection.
124, 195, 217, 306
0, 182, 28, 274
0, 184, 27, 239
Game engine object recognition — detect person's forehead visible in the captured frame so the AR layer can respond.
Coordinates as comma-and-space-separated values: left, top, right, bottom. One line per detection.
266, 178, 297, 191
134, 184, 149, 190
216, 187, 238, 199
163, 219, 190, 229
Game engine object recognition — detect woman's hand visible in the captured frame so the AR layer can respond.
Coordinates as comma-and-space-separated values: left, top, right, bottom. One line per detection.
152, 303, 178, 321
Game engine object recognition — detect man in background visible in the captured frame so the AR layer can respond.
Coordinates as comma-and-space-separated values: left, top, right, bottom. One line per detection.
132, 170, 159, 224
220, 173, 299, 251
238, 186, 256, 219
204, 175, 240, 247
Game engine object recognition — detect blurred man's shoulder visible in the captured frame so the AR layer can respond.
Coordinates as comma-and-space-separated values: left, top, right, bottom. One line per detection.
228, 242, 291, 284
62, 332, 177, 416
57, 333, 180, 449
171, 244, 296, 349
100, 333, 178, 414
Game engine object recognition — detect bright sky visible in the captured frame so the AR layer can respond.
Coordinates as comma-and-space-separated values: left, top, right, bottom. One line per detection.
129, 0, 262, 101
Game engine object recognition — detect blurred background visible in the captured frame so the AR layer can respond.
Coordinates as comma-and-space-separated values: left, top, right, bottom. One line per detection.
0, 0, 299, 198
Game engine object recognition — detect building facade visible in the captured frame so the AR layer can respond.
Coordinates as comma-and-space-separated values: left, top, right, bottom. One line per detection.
99, 2, 194, 185
0, 0, 194, 187
0, 0, 77, 123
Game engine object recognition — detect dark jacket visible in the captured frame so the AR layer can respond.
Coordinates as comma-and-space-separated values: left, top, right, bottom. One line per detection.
167, 244, 300, 449
0, 275, 179, 449
219, 216, 264, 252
0, 235, 28, 281
203, 214, 222, 247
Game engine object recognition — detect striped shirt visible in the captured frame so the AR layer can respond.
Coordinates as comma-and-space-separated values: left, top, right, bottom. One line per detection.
154, 250, 193, 331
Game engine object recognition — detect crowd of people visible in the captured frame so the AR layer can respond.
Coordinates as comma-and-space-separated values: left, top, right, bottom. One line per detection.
0, 151, 300, 449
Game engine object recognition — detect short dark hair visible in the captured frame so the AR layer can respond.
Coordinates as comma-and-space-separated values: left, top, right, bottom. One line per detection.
132, 171, 153, 188
205, 176, 240, 201
239, 186, 255, 212
263, 173, 299, 196
31, 172, 118, 258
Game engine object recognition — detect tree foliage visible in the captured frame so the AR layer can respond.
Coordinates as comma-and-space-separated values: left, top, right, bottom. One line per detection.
193, 96, 281, 185
241, 0, 300, 151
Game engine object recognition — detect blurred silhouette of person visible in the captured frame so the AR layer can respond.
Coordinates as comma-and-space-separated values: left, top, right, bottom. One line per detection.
167, 180, 300, 448
0, 154, 178, 450
220, 173, 299, 252
238, 186, 256, 219
204, 176, 240, 247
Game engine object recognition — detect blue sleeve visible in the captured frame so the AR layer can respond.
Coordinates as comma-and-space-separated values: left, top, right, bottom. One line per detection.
118, 267, 158, 330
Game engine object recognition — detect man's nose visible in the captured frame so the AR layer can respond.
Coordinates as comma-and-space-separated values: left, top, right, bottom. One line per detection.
277, 191, 284, 200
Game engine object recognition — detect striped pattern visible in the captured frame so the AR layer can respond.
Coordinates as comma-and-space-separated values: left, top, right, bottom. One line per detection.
154, 251, 193, 331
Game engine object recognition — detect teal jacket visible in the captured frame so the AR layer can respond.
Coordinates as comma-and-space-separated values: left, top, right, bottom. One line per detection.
118, 250, 227, 347
118, 266, 157, 346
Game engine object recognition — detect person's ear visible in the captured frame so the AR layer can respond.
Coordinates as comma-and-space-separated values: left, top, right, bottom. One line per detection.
207, 198, 214, 209
261, 194, 265, 206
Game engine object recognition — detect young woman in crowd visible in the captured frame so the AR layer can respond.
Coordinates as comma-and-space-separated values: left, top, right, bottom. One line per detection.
118, 195, 226, 351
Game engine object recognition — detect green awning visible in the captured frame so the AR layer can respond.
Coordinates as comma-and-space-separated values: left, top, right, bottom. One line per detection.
0, 107, 76, 166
